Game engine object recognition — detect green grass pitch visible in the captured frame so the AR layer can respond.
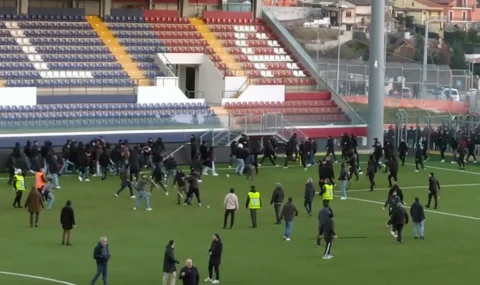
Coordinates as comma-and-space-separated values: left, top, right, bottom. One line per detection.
0, 155, 478, 285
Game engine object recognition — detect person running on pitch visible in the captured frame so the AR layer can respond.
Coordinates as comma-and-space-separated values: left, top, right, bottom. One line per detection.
150, 163, 168, 195
133, 175, 152, 211
425, 172, 440, 209
366, 155, 376, 192
183, 171, 202, 207
458, 144, 466, 169
114, 165, 135, 199
174, 168, 188, 205
415, 144, 425, 172
398, 139, 408, 166
386, 156, 399, 187
43, 177, 55, 209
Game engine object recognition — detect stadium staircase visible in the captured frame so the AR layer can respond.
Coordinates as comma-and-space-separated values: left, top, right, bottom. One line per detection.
189, 18, 245, 76
87, 16, 148, 86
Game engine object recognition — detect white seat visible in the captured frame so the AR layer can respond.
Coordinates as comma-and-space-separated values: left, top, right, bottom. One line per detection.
274, 55, 281, 61
34, 54, 42, 61
85, 71, 93, 78
297, 70, 306, 77
66, 71, 73, 78
15, 38, 23, 45
23, 38, 31, 45
235, 40, 241, 47
11, 22, 19, 29
260, 70, 267, 77
247, 47, 253, 54
52, 71, 60, 78
291, 63, 299, 69
40, 63, 48, 70
39, 71, 47, 78
234, 25, 240, 32
247, 55, 254, 62
5, 22, 12, 28
72, 71, 80, 77
254, 63, 261, 69
274, 48, 280, 54
266, 70, 273, 77
240, 33, 247, 39
249, 26, 256, 32
44, 71, 53, 78
28, 46, 36, 53
241, 47, 248, 54
28, 55, 35, 61
241, 40, 248, 47
286, 55, 292, 61
267, 40, 274, 47
260, 63, 267, 69
21, 46, 29, 53
59, 71, 67, 78
78, 71, 86, 78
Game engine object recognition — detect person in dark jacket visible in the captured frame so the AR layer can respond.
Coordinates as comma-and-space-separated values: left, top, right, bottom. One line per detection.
164, 155, 178, 187
205, 234, 223, 283
373, 139, 383, 171
270, 183, 285, 224
340, 133, 350, 160
450, 137, 459, 164
114, 165, 135, 199
308, 138, 317, 166
386, 156, 399, 187
129, 146, 141, 182
6, 152, 16, 185
184, 172, 201, 206
48, 154, 60, 189
350, 134, 359, 168
180, 259, 200, 285
151, 163, 168, 194
398, 139, 408, 166
338, 163, 350, 200
325, 136, 337, 162
458, 144, 466, 169
163, 240, 180, 285
415, 144, 425, 172
280, 197, 299, 241
91, 236, 110, 285
410, 197, 425, 239
283, 141, 294, 168
174, 168, 187, 205
426, 172, 440, 209
390, 203, 409, 243
318, 201, 336, 259
304, 178, 315, 215
99, 147, 110, 180
60, 200, 75, 246
366, 155, 376, 191
384, 185, 404, 228
347, 150, 358, 181
189, 135, 198, 163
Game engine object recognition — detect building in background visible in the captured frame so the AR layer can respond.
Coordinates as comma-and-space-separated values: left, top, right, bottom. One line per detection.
430, 0, 480, 31
393, 0, 445, 35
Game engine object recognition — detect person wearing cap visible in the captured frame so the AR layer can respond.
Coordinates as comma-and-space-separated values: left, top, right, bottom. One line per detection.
205, 234, 223, 284
12, 169, 26, 208
390, 202, 409, 243
163, 239, 180, 285
179, 259, 200, 285
133, 175, 152, 211
426, 172, 441, 209
223, 188, 239, 229
246, 185, 261, 228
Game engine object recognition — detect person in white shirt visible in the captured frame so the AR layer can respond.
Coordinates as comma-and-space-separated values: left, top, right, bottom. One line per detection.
223, 188, 239, 229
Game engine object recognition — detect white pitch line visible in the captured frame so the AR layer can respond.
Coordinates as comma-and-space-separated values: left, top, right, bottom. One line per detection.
0, 271, 78, 285
404, 162, 480, 175
343, 183, 480, 193
334, 195, 480, 221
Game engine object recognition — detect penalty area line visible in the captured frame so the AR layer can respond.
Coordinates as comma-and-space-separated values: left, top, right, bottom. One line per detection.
0, 271, 78, 285
333, 195, 480, 221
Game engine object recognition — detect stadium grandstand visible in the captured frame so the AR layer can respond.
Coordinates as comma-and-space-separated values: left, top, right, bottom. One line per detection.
0, 0, 368, 147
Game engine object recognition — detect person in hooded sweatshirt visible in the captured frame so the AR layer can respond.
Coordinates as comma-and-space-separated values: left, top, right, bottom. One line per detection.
390, 202, 409, 243
410, 197, 425, 239
366, 155, 376, 191
133, 175, 152, 211
426, 172, 440, 209
129, 146, 141, 182
338, 163, 350, 200
114, 165, 135, 199
304, 178, 315, 216
270, 183, 284, 224
383, 187, 403, 229
99, 147, 110, 180
317, 201, 336, 260
184, 171, 202, 207
151, 163, 168, 195
280, 197, 299, 241
386, 156, 399, 188
415, 143, 425, 172
205, 234, 223, 284
398, 138, 408, 166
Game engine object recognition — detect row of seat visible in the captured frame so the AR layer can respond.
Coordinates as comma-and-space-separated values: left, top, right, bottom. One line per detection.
12, 38, 104, 46
210, 25, 267, 33
103, 16, 189, 24
119, 39, 207, 47
246, 70, 306, 78
0, 14, 86, 22
4, 79, 136, 88
0, 45, 110, 55
236, 55, 294, 62
222, 40, 280, 47
233, 114, 350, 124
253, 78, 317, 85
0, 54, 116, 63
204, 18, 262, 24
224, 100, 336, 108
0, 62, 122, 71
125, 46, 210, 54
4, 21, 91, 30
216, 32, 272, 40
242, 62, 300, 70
229, 107, 341, 115
0, 102, 210, 112
1, 109, 215, 118
230, 47, 287, 55
9, 30, 97, 38
107, 23, 196, 32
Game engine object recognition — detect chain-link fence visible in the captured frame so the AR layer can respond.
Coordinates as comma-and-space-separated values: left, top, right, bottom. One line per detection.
316, 61, 475, 100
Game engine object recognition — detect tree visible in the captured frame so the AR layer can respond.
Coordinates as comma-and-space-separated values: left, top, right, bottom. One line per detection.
450, 42, 468, 69
413, 34, 424, 63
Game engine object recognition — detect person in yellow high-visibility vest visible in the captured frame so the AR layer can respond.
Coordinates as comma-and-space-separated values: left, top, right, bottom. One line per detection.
320, 178, 334, 216
12, 169, 26, 208
245, 185, 261, 228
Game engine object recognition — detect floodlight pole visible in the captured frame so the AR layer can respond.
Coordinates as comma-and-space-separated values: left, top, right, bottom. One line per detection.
421, 17, 445, 98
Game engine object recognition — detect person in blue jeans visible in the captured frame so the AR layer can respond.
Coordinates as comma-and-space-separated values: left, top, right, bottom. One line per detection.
91, 236, 110, 285
280, 197, 298, 241
410, 197, 425, 239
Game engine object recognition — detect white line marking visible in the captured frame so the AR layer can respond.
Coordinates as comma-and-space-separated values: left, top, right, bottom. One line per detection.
343, 183, 480, 193
334, 195, 480, 221
0, 271, 78, 285
404, 162, 480, 175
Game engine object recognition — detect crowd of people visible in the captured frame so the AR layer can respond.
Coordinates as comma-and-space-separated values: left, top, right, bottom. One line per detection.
4, 130, 458, 285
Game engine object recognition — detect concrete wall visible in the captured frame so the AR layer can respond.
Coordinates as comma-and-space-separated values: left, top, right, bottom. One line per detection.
263, 6, 323, 21
304, 31, 352, 52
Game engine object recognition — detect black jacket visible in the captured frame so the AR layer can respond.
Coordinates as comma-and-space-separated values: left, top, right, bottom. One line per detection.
186, 175, 199, 189
410, 201, 425, 223
391, 206, 409, 225
386, 184, 404, 204
387, 158, 399, 173
174, 171, 186, 187
428, 176, 440, 193
163, 245, 179, 273
398, 141, 408, 154
165, 157, 177, 171
208, 239, 223, 266
304, 182, 315, 203
270, 186, 284, 204
179, 266, 200, 285
60, 205, 75, 228
93, 242, 110, 265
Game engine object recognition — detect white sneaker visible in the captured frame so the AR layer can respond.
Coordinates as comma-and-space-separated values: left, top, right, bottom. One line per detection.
130, 195, 136, 199
414, 170, 419, 172
451, 161, 456, 164
92, 174, 98, 177
165, 192, 169, 196
133, 207, 136, 210
306, 164, 311, 167
198, 180, 203, 183
275, 165, 280, 167
284, 166, 288, 169
204, 278, 212, 282
78, 176, 82, 182
146, 208, 152, 211
390, 231, 397, 238
114, 194, 118, 198
164, 184, 168, 188
258, 163, 261, 167
304, 168, 307, 171
84, 178, 90, 182
199, 203, 202, 207
202, 172, 208, 176
182, 203, 187, 207
55, 186, 61, 189
213, 173, 219, 176
441, 159, 445, 163
212, 280, 219, 284
340, 197, 347, 200
322, 255, 333, 260
286, 237, 291, 241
